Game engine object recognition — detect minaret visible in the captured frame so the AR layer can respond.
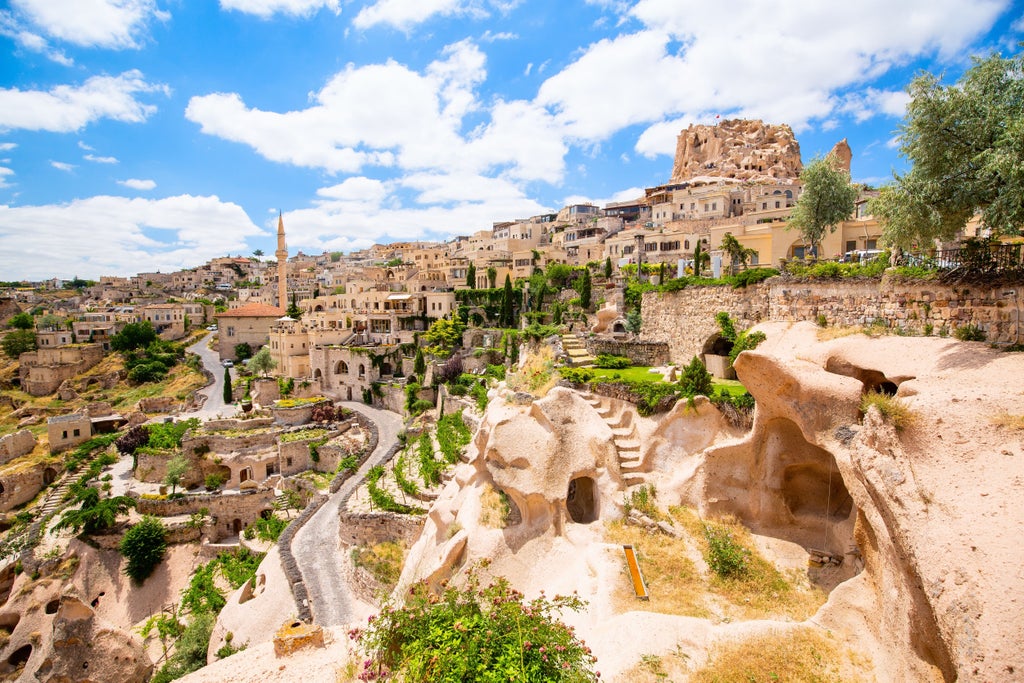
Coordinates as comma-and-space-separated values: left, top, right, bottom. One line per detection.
276, 212, 288, 311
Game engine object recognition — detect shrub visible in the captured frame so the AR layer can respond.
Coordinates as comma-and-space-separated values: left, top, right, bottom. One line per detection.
624, 484, 658, 518
678, 356, 713, 397
357, 567, 596, 682
703, 523, 749, 579
244, 515, 288, 543
119, 516, 167, 584
149, 612, 215, 683
204, 473, 225, 491
953, 323, 986, 341
559, 367, 595, 384
728, 330, 766, 365
115, 425, 149, 456
594, 353, 631, 369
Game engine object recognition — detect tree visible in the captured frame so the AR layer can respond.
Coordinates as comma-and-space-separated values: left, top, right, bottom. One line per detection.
8, 312, 33, 330
692, 240, 710, 275
575, 268, 592, 309
111, 321, 157, 352
721, 232, 756, 273
52, 487, 136, 535
286, 293, 302, 319
486, 266, 497, 289
871, 49, 1024, 249
2, 330, 36, 359
164, 454, 189, 495
249, 346, 277, 376
604, 256, 613, 279
119, 516, 167, 583
252, 249, 264, 261
788, 154, 858, 258
234, 343, 252, 360
413, 347, 426, 377
422, 316, 466, 356
500, 274, 515, 327
466, 263, 476, 289
223, 367, 233, 403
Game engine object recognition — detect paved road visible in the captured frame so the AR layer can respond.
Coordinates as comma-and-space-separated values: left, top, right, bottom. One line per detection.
183, 331, 233, 420
291, 401, 404, 626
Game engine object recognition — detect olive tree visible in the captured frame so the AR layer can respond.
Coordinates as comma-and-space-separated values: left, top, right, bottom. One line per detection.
787, 154, 858, 258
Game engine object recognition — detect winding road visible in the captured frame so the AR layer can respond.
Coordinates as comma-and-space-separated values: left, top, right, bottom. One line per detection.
184, 331, 232, 420
291, 401, 403, 626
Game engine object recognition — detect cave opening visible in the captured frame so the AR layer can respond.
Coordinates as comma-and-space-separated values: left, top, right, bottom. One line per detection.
566, 477, 598, 524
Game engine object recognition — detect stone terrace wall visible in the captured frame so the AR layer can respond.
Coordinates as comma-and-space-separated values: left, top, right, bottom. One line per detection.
768, 278, 1020, 340
337, 511, 423, 548
0, 430, 36, 465
641, 278, 1021, 365
641, 283, 770, 365
584, 340, 669, 367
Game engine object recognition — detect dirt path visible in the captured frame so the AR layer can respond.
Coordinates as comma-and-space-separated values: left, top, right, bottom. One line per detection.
290, 401, 404, 626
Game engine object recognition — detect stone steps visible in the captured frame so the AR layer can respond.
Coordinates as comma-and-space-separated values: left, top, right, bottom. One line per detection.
561, 334, 595, 367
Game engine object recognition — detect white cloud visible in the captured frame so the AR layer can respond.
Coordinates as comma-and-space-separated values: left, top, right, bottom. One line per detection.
315, 177, 388, 203
8, 0, 168, 49
118, 178, 156, 190
1009, 12, 1023, 32
0, 70, 168, 133
480, 29, 516, 42
84, 154, 118, 164
537, 0, 1006, 147
77, 141, 94, 151
0, 143, 16, 152
218, 0, 340, 18
836, 88, 911, 123
352, 0, 516, 30
186, 40, 565, 183
0, 195, 265, 279
0, 167, 13, 188
50, 161, 74, 172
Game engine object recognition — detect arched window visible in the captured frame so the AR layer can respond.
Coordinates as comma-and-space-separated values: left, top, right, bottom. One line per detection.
335, 360, 348, 374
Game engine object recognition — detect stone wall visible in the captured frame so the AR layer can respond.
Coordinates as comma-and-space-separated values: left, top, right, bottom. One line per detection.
641, 277, 1022, 365
0, 430, 36, 465
18, 344, 105, 396
584, 340, 669, 367
134, 488, 276, 542
641, 283, 770, 365
0, 463, 55, 513
337, 511, 423, 548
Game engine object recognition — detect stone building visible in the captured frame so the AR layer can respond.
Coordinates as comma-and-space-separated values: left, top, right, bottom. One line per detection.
216, 302, 285, 361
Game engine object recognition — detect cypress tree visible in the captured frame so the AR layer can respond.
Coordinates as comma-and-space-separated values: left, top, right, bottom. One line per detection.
466, 263, 476, 289
578, 268, 592, 310
604, 256, 612, 279
500, 275, 514, 327
223, 367, 232, 404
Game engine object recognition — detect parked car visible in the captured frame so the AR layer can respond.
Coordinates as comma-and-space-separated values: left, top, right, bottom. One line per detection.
206, 325, 218, 331
222, 360, 233, 368
840, 249, 884, 264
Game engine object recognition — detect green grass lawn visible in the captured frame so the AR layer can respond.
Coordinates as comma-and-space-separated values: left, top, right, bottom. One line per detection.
591, 366, 748, 395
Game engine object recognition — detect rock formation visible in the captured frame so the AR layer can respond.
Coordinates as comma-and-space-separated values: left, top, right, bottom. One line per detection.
671, 119, 802, 183
828, 138, 852, 174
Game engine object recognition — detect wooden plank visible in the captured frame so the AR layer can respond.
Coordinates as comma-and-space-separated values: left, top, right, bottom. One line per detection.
622, 544, 649, 600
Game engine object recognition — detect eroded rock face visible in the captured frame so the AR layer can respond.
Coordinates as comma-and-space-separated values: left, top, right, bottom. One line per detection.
671, 119, 803, 182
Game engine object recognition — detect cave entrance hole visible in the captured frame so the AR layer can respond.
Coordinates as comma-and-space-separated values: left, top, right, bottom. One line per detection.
824, 357, 911, 397
7, 644, 31, 668
566, 477, 598, 524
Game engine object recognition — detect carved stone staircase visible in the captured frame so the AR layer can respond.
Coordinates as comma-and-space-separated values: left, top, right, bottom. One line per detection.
582, 391, 645, 487
561, 334, 595, 367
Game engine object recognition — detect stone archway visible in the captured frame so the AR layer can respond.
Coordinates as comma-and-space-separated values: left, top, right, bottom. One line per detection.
566, 476, 598, 524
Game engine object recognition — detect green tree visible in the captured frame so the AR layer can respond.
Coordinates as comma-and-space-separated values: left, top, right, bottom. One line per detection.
466, 262, 476, 288
422, 316, 466, 356
720, 232, 755, 273
692, 240, 709, 275
604, 256, 613, 278
234, 343, 252, 360
787, 154, 858, 258
500, 274, 515, 327
413, 347, 426, 377
52, 487, 136, 535
164, 454, 189, 495
286, 293, 302, 319
486, 266, 497, 289
252, 248, 264, 261
249, 346, 277, 376
119, 516, 167, 583
1, 329, 36, 358
871, 49, 1024, 249
8, 312, 33, 330
575, 268, 592, 309
111, 321, 158, 352
223, 367, 233, 403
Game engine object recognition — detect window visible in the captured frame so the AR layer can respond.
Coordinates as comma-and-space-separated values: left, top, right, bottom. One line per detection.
227, 326, 235, 337
762, 202, 767, 210
775, 201, 780, 209
62, 431, 68, 439
712, 202, 717, 211
73, 428, 80, 437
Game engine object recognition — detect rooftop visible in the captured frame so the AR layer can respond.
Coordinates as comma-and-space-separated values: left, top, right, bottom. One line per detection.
216, 302, 286, 318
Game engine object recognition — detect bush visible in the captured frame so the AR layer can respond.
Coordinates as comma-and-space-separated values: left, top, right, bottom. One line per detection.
559, 367, 595, 384
953, 323, 986, 341
703, 523, 749, 579
594, 353, 631, 369
244, 515, 288, 543
119, 516, 167, 583
861, 390, 916, 431
149, 612, 215, 683
678, 356, 713, 397
115, 425, 149, 456
357, 567, 596, 682
204, 473, 225, 491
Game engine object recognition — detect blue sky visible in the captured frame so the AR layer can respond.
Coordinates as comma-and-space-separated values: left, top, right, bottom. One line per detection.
0, 0, 1021, 280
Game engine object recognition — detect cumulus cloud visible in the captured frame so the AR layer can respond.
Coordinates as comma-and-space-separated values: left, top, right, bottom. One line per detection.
50, 161, 74, 172
537, 0, 1006, 147
0, 143, 16, 152
118, 178, 156, 190
0, 70, 168, 133
6, 0, 168, 49
186, 40, 565, 183
0, 167, 13, 188
352, 0, 516, 30
0, 195, 265, 279
84, 154, 118, 164
218, 0, 340, 18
